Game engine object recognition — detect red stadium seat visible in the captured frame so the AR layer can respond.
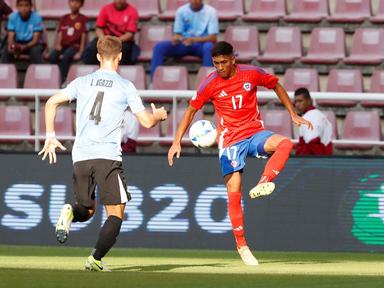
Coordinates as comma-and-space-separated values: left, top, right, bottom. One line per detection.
159, 0, 188, 20
162, 106, 204, 145
260, 109, 293, 138
138, 25, 172, 61
258, 27, 302, 63
301, 27, 346, 64
4, 0, 17, 9
328, 0, 371, 23
38, 0, 68, 19
209, 0, 244, 20
317, 69, 362, 107
195, 66, 216, 89
344, 28, 384, 65
129, 0, 160, 20
285, 0, 329, 23
0, 105, 31, 143
370, 0, 384, 23
66, 65, 99, 84
0, 64, 17, 90
224, 25, 259, 62
322, 110, 337, 140
81, 0, 110, 19
243, 0, 286, 22
118, 65, 146, 90
39, 106, 74, 138
335, 111, 381, 150
283, 68, 320, 92
361, 70, 384, 107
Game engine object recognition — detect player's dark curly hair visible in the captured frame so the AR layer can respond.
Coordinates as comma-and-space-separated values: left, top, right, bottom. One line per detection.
294, 87, 311, 99
211, 41, 234, 57
17, 0, 32, 5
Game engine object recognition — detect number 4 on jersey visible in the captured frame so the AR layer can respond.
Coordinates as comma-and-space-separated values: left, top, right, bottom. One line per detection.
89, 91, 104, 125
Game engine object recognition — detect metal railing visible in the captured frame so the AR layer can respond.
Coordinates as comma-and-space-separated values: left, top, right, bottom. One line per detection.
1, 89, 384, 151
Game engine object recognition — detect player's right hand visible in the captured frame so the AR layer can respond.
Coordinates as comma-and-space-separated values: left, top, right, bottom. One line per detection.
168, 143, 181, 166
38, 138, 66, 164
151, 103, 167, 121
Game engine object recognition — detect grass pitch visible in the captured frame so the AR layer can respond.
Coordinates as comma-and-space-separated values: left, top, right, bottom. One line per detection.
0, 245, 383, 288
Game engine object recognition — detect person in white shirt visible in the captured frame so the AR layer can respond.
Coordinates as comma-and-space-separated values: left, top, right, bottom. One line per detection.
294, 87, 333, 155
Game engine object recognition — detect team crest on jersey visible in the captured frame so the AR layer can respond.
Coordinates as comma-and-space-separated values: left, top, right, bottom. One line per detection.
243, 82, 252, 91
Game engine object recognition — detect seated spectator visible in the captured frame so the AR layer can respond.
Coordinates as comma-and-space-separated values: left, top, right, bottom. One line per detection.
121, 110, 139, 153
48, 0, 89, 83
150, 0, 218, 79
294, 87, 333, 156
1, 0, 43, 64
82, 0, 139, 65
0, 0, 12, 41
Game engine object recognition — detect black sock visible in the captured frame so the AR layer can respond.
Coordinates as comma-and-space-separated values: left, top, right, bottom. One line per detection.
72, 204, 91, 222
93, 215, 122, 260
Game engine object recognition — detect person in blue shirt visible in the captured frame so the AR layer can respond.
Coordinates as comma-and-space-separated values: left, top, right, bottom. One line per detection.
38, 36, 167, 271
150, 0, 219, 79
1, 0, 43, 64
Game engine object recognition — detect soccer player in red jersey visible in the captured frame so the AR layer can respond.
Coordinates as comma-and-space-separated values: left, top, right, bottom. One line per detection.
168, 41, 313, 265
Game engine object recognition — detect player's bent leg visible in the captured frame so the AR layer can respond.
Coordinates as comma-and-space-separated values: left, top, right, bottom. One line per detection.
55, 204, 74, 244
237, 246, 259, 266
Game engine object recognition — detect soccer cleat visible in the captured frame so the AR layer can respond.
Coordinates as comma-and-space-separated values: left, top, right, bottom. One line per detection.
249, 182, 275, 199
237, 246, 259, 266
85, 255, 111, 272
55, 204, 74, 244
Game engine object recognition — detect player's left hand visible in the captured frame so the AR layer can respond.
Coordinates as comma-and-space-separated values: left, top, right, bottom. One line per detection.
291, 114, 313, 130
38, 138, 67, 164
182, 38, 194, 46
151, 103, 168, 121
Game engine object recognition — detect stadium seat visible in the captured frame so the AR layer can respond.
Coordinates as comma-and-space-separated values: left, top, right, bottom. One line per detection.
159, 0, 189, 20
129, 0, 160, 20
66, 65, 99, 84
317, 69, 362, 107
328, 0, 371, 23
195, 66, 216, 89
39, 106, 74, 139
209, 0, 244, 20
335, 111, 381, 150
301, 27, 346, 64
243, 0, 286, 22
258, 26, 302, 63
370, 0, 384, 23
285, 0, 329, 23
23, 65, 61, 101
138, 25, 173, 61
5, 0, 17, 9
162, 106, 204, 145
118, 65, 146, 90
260, 109, 293, 138
81, 0, 110, 19
344, 28, 384, 65
322, 110, 337, 140
224, 25, 259, 62
283, 68, 320, 92
0, 105, 31, 143
361, 70, 384, 107
38, 0, 68, 19
0, 64, 17, 92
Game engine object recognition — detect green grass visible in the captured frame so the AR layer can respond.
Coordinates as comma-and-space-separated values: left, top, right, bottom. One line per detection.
0, 245, 383, 288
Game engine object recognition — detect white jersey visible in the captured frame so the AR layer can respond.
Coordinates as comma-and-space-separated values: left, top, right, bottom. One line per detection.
299, 109, 332, 145
61, 69, 145, 163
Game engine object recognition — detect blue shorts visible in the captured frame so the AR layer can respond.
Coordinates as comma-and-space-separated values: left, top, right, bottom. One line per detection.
219, 130, 274, 177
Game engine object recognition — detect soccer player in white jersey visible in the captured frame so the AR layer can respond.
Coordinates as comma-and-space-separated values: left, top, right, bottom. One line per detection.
39, 36, 167, 272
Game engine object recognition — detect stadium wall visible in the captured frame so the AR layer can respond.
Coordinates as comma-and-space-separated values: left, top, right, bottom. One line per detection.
0, 153, 383, 252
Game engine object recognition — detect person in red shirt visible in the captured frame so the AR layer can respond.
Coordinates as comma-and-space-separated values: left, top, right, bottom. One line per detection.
82, 0, 139, 65
168, 41, 312, 265
48, 0, 88, 83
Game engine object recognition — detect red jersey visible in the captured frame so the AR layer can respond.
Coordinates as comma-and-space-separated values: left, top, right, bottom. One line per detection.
190, 65, 278, 148
58, 14, 89, 49
96, 3, 138, 38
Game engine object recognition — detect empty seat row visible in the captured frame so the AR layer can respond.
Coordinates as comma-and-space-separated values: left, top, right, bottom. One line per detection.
8, 0, 384, 23
0, 105, 382, 151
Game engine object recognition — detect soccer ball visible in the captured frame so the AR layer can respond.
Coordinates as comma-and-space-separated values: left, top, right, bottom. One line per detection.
189, 120, 217, 148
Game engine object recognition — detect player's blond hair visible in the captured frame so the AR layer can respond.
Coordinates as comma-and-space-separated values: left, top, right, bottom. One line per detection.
97, 36, 122, 59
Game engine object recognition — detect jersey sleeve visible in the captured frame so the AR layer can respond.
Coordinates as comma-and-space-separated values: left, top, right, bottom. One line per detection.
173, 8, 184, 34
255, 68, 279, 89
207, 9, 219, 35
125, 81, 145, 114
61, 78, 79, 102
7, 13, 16, 31
32, 13, 44, 32
190, 77, 213, 110
96, 6, 108, 28
126, 7, 139, 33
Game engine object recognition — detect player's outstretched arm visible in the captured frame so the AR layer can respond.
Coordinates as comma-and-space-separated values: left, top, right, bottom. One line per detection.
38, 92, 69, 164
168, 105, 198, 166
273, 82, 313, 130
135, 103, 167, 128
